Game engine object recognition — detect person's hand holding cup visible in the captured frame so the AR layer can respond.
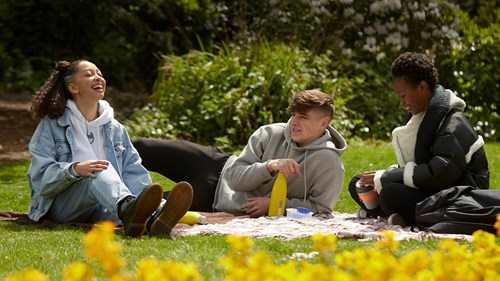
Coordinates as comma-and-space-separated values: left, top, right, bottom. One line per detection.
356, 171, 379, 210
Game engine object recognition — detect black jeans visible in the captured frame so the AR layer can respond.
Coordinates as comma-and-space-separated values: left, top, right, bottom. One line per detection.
348, 175, 429, 225
133, 138, 231, 212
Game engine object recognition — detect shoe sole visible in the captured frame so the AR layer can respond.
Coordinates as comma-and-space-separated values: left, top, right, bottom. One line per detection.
388, 214, 407, 227
150, 181, 193, 238
356, 208, 368, 219
125, 183, 163, 237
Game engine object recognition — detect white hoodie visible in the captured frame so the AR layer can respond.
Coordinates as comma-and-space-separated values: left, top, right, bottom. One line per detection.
66, 99, 114, 162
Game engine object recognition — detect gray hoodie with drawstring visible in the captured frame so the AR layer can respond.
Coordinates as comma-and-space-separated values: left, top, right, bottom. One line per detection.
212, 120, 347, 214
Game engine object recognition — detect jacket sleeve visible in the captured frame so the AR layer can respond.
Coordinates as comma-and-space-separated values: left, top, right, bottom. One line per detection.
224, 126, 274, 192
285, 152, 344, 214
409, 132, 468, 193
379, 133, 467, 193
28, 119, 81, 198
381, 111, 485, 194
119, 125, 152, 195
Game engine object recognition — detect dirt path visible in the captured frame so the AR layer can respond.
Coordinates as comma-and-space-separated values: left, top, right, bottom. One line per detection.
0, 92, 36, 161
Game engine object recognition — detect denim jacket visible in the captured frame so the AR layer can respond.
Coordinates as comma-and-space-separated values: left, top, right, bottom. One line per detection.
28, 109, 151, 221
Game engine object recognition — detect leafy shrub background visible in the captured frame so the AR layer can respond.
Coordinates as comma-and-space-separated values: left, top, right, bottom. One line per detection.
126, 42, 402, 148
0, 0, 222, 91
0, 0, 459, 90
438, 4, 500, 139
126, 1, 499, 146
1, 0, 498, 143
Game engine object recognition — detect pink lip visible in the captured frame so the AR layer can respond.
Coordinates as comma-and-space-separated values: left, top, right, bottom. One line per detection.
92, 84, 105, 91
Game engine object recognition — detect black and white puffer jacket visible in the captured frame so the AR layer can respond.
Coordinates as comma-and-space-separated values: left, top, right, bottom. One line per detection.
374, 85, 489, 194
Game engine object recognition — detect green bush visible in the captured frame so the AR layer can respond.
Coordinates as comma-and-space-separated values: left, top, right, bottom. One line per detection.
224, 0, 459, 56
126, 42, 403, 149
438, 8, 500, 140
3, 0, 497, 143
0, 0, 460, 93
0, 0, 221, 91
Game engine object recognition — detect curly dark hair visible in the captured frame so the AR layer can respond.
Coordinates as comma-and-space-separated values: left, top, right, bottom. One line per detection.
31, 60, 84, 119
391, 52, 439, 90
288, 89, 334, 117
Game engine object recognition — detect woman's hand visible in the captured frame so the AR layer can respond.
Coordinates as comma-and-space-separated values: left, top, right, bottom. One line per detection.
73, 160, 109, 177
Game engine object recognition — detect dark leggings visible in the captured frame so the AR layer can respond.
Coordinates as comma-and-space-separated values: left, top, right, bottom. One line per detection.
348, 175, 429, 225
133, 138, 230, 212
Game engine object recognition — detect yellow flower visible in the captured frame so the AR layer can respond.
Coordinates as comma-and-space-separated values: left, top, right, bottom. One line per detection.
312, 233, 337, 253
225, 235, 254, 254
159, 261, 202, 281
375, 230, 399, 252
3, 269, 49, 281
472, 230, 497, 251
62, 262, 93, 281
220, 235, 255, 271
484, 270, 499, 281
83, 221, 116, 259
413, 270, 435, 281
8, 222, 500, 281
136, 258, 164, 281
109, 274, 132, 281
82, 221, 126, 278
136, 257, 202, 281
299, 263, 338, 281
311, 233, 337, 265
397, 249, 430, 276
272, 261, 299, 281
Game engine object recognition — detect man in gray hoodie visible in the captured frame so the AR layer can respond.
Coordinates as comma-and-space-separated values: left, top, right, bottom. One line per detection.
135, 89, 347, 217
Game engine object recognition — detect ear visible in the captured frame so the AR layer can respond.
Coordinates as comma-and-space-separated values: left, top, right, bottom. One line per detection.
320, 115, 331, 128
67, 82, 79, 96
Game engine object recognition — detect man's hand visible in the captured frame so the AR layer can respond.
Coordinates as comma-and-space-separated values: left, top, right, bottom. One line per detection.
266, 159, 301, 177
242, 197, 270, 218
74, 160, 109, 177
358, 171, 375, 187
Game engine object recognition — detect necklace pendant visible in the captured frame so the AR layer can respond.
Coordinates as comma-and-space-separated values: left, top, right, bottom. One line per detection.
87, 131, 95, 144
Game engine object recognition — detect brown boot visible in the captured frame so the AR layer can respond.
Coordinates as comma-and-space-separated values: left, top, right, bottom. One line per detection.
119, 183, 163, 237
149, 181, 193, 238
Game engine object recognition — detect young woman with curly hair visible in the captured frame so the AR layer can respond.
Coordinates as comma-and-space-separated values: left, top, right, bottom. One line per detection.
28, 60, 192, 238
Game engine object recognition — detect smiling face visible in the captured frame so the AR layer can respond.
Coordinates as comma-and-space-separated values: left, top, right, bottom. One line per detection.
392, 78, 431, 115
290, 108, 331, 147
67, 61, 106, 103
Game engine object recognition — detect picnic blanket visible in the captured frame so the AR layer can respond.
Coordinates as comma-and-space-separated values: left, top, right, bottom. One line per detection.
0, 211, 472, 241
174, 212, 472, 241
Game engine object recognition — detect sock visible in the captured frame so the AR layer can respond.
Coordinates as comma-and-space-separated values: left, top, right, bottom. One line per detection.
117, 195, 135, 219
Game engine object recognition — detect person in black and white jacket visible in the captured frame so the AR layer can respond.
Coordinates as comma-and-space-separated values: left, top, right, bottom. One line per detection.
349, 52, 489, 226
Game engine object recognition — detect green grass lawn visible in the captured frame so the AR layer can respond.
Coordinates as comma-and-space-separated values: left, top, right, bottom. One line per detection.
0, 142, 498, 279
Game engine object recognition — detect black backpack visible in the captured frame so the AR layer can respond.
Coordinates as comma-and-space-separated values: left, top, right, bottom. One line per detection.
415, 186, 500, 234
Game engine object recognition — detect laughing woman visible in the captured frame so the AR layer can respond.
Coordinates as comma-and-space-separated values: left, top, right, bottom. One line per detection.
28, 60, 193, 238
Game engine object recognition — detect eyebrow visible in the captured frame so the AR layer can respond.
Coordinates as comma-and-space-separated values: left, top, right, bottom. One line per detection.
82, 68, 101, 73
